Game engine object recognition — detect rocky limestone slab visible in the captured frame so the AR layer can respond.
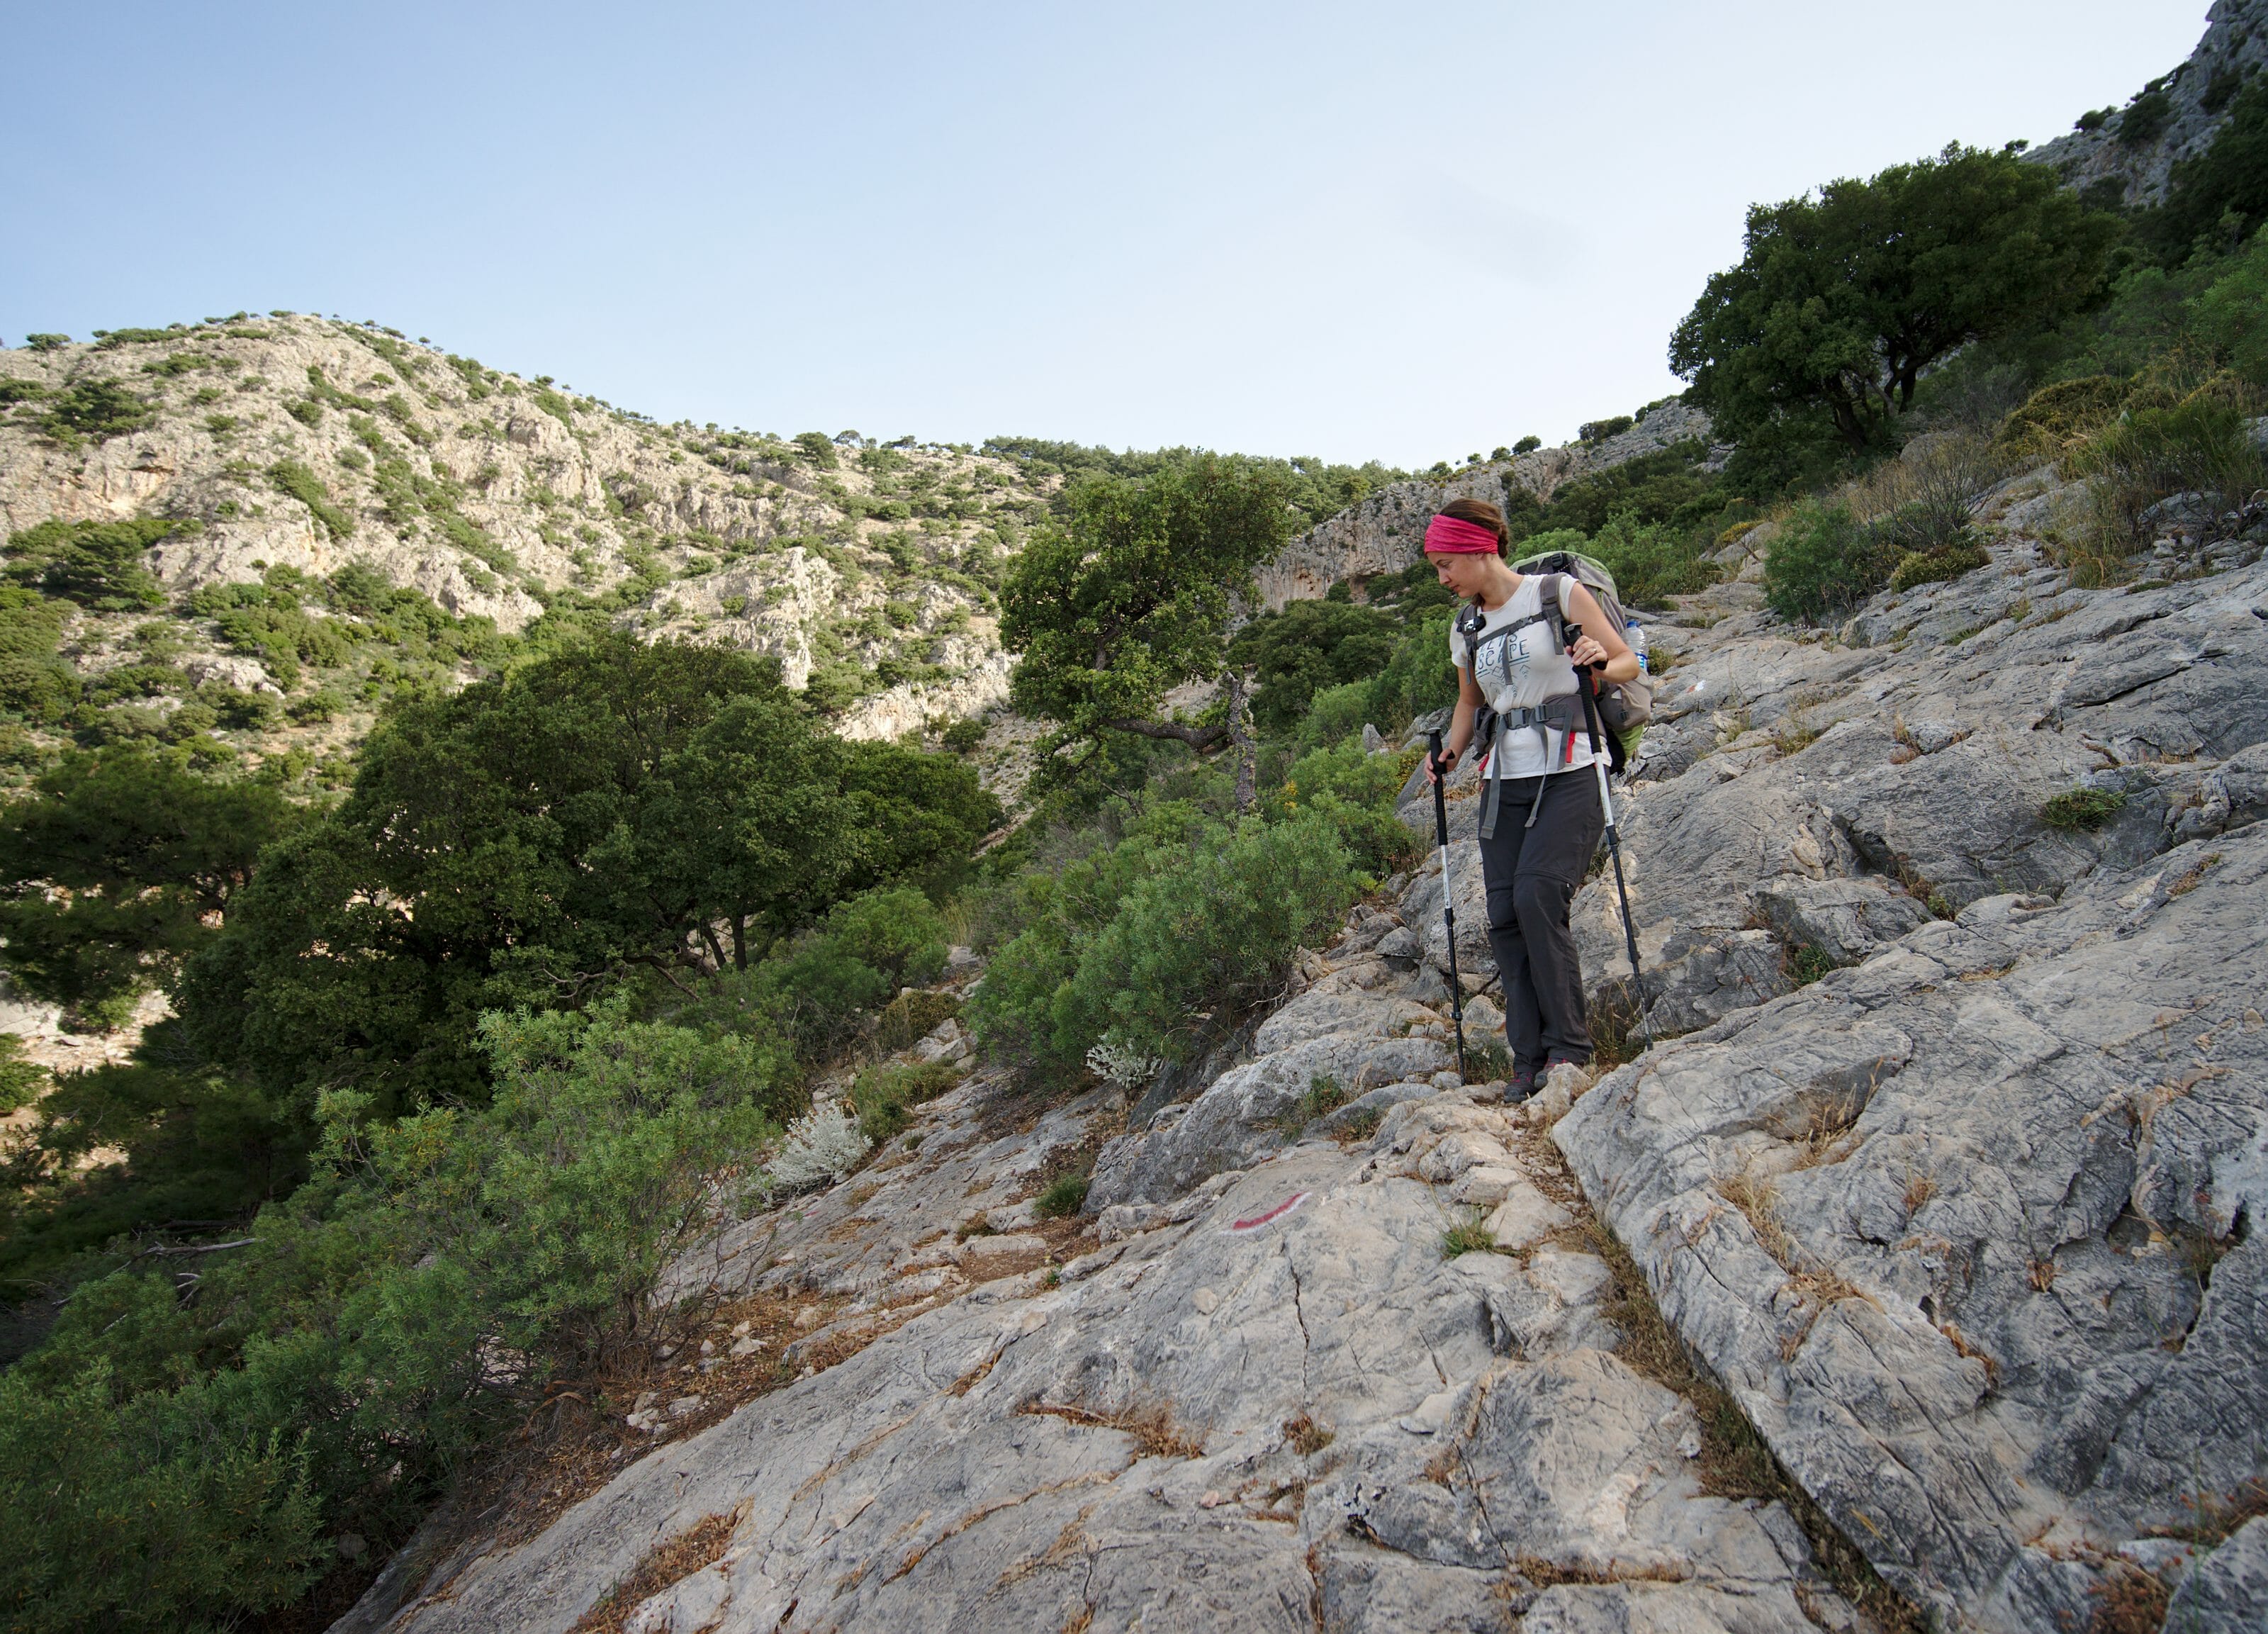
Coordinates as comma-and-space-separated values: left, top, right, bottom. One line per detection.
1554, 824, 2268, 1631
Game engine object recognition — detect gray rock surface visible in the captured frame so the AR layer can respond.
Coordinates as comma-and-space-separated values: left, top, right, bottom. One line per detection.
1541, 471, 2268, 1041
1555, 822, 2268, 1631
2164, 1517, 2268, 1633
355, 871, 1868, 1633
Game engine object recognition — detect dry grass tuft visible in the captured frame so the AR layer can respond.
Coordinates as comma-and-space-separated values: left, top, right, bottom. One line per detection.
1789, 1096, 1864, 1170
1021, 1397, 1206, 1460
569, 1509, 742, 1634
1716, 1170, 1799, 1272
1281, 1412, 1335, 1457
2085, 1557, 2172, 1634
1902, 1170, 1937, 1215
2028, 1257, 2058, 1292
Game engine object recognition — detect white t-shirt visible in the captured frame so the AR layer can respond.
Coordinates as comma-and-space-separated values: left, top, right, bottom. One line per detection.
1446, 574, 1595, 778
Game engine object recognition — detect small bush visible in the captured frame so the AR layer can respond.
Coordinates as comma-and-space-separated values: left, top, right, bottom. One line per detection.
2042, 787, 2127, 830
1787, 944, 1836, 985
1512, 435, 1542, 454
767, 1099, 870, 1193
793, 431, 840, 469
2066, 379, 2268, 552
1579, 415, 1634, 443
24, 333, 69, 352
872, 988, 960, 1054
1033, 1172, 1090, 1219
1588, 510, 1718, 607
1277, 1073, 1349, 1134
1763, 504, 1894, 623
1996, 374, 2132, 457
267, 459, 354, 540
1888, 541, 1990, 592
850, 1058, 960, 1141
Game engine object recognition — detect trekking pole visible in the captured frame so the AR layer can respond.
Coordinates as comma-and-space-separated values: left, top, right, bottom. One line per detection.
1566, 645, 1649, 1048
1426, 729, 1470, 1083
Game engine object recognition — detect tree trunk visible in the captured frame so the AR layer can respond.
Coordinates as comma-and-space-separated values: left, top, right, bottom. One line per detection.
731, 913, 747, 972
1228, 666, 1259, 815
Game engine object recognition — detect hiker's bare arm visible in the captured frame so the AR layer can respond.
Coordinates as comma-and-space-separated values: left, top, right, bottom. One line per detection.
1565, 584, 1639, 684
1425, 665, 1484, 785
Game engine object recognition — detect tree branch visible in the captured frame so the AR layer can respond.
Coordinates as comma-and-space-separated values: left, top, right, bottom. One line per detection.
1101, 718, 1228, 749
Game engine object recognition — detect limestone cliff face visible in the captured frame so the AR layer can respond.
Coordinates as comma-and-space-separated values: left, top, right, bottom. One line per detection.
0, 317, 1051, 737
2027, 0, 2268, 207
1253, 401, 1724, 610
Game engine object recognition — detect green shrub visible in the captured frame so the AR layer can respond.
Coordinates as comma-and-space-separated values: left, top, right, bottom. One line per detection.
24, 333, 69, 352
1277, 1073, 1349, 1134
2042, 787, 2128, 830
873, 987, 961, 1053
1763, 504, 1895, 623
793, 431, 840, 469
2066, 381, 2268, 551
1267, 738, 1420, 877
1067, 814, 1359, 1066
267, 459, 354, 540
1296, 678, 1375, 750
1513, 435, 1542, 454
1587, 511, 1718, 607
1033, 1171, 1089, 1219
36, 380, 152, 443
1787, 944, 1836, 985
0, 378, 50, 404
1887, 542, 1990, 592
1995, 374, 2133, 455
849, 1058, 960, 1141
4, 517, 179, 611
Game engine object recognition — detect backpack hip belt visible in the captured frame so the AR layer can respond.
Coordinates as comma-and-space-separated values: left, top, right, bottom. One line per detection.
1473, 694, 1584, 839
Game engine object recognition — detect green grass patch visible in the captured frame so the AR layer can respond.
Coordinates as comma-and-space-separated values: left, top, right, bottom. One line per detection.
1033, 1173, 1089, 1219
2042, 787, 2127, 831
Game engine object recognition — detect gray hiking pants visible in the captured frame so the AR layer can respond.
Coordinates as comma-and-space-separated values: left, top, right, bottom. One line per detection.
1477, 770, 1604, 1069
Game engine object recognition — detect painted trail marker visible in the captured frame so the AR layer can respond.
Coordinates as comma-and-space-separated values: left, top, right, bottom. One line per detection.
1227, 1192, 1308, 1234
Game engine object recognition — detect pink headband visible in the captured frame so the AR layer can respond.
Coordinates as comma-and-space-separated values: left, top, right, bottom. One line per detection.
1423, 514, 1500, 554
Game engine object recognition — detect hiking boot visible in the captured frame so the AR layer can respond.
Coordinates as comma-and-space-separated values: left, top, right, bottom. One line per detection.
1503, 1063, 1542, 1104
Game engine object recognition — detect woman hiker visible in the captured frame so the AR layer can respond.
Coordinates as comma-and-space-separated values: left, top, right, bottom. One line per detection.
1420, 498, 1639, 1102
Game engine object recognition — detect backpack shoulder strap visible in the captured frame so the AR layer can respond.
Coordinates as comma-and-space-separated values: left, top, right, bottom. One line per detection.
1452, 601, 1486, 666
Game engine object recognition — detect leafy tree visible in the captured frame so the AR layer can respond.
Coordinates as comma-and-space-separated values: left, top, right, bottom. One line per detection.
0, 749, 301, 1028
0, 586, 76, 722
1001, 453, 1295, 764
1671, 145, 2121, 450
839, 737, 1002, 899
1226, 599, 1400, 736
35, 379, 153, 442
177, 635, 985, 1111
4, 517, 184, 612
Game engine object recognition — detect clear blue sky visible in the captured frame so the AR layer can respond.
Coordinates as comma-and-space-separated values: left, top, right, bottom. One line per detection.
1, 1, 2208, 467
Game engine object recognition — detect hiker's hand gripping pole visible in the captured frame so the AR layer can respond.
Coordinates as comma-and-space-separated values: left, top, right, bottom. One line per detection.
1426, 729, 1469, 1083
1566, 637, 1650, 1049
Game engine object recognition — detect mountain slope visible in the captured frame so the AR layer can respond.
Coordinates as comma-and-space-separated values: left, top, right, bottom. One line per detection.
1, 315, 1051, 746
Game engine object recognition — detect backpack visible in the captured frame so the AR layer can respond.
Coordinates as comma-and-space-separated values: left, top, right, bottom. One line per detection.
1461, 550, 1654, 773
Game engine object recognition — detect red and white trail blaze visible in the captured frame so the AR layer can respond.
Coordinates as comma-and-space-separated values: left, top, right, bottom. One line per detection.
1226, 1192, 1308, 1233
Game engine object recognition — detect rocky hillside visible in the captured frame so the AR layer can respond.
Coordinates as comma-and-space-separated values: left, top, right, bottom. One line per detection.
1255, 401, 1724, 610
326, 441, 2267, 1633
0, 315, 1052, 744
2028, 0, 2268, 206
